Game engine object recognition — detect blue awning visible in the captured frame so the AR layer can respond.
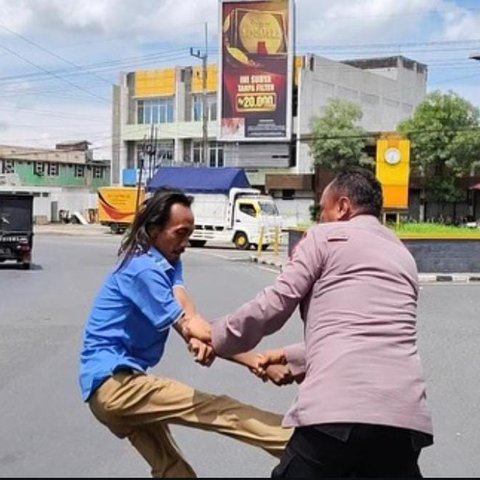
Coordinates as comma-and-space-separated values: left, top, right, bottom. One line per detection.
147, 167, 251, 193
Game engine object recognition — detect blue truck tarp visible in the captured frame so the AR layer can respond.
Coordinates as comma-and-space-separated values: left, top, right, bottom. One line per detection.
147, 167, 251, 193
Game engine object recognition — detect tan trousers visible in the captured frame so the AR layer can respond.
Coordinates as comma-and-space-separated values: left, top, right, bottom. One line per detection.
89, 371, 292, 478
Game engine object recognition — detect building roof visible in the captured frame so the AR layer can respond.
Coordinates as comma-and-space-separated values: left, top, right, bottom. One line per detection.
341, 55, 428, 74
0, 144, 95, 165
55, 140, 91, 151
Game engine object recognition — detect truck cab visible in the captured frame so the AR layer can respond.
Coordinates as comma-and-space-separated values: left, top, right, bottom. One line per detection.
0, 193, 34, 269
231, 191, 282, 249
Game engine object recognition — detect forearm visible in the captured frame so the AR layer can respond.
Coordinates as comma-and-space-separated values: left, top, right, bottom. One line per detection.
172, 287, 198, 342
174, 286, 196, 318
211, 288, 298, 358
224, 351, 259, 369
173, 314, 189, 343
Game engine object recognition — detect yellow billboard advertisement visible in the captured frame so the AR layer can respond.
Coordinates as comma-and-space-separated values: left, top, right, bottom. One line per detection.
192, 65, 218, 93
218, 0, 293, 141
376, 135, 411, 210
135, 69, 176, 97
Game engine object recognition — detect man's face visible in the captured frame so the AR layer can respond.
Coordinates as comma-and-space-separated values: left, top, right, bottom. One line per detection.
319, 183, 353, 223
319, 184, 341, 223
152, 203, 194, 264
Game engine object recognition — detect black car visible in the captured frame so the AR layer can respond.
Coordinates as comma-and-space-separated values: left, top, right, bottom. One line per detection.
0, 193, 34, 269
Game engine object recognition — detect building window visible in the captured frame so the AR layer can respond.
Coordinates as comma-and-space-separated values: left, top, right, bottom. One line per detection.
75, 165, 85, 177
93, 166, 103, 179
135, 140, 174, 169
192, 141, 202, 164
209, 142, 224, 168
2, 160, 15, 173
192, 94, 217, 122
48, 163, 59, 176
156, 141, 174, 164
34, 162, 45, 176
192, 141, 224, 167
137, 98, 174, 124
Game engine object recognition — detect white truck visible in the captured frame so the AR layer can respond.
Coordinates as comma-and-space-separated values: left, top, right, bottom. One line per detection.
147, 167, 282, 250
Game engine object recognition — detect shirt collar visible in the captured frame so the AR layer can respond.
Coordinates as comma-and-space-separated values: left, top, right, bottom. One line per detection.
347, 214, 381, 226
146, 247, 175, 271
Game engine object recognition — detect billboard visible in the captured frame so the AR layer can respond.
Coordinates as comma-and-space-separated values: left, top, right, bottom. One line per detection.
376, 134, 411, 210
218, 0, 293, 141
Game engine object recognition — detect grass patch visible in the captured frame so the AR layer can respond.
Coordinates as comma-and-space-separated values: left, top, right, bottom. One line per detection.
289, 222, 480, 239
392, 223, 480, 239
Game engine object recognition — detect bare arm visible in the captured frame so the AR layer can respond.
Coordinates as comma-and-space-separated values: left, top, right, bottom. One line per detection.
172, 287, 216, 366
174, 285, 196, 320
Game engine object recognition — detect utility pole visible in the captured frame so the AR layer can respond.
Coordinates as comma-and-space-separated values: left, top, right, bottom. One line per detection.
190, 22, 208, 167
136, 127, 157, 213
136, 136, 146, 213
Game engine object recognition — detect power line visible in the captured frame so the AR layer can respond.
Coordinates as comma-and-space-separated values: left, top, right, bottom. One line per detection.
0, 48, 191, 85
0, 22, 113, 87
0, 42, 111, 104
299, 6, 480, 23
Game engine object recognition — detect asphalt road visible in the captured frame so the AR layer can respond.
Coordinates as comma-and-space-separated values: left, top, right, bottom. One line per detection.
0, 235, 479, 477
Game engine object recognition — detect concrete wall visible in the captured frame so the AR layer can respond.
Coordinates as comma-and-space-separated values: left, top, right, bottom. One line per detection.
33, 196, 52, 223
403, 239, 480, 273
287, 229, 480, 273
298, 55, 426, 136
296, 55, 426, 174
31, 191, 98, 223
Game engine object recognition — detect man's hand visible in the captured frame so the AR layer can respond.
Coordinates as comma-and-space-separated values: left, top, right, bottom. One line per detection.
256, 348, 287, 370
264, 364, 294, 386
183, 314, 212, 343
188, 338, 216, 367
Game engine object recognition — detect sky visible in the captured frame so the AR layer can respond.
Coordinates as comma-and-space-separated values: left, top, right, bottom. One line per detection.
0, 0, 479, 159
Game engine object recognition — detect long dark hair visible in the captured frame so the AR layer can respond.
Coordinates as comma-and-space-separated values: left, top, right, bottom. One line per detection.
117, 187, 192, 269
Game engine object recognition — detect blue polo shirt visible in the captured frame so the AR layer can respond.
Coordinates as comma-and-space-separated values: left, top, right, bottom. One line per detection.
79, 247, 185, 401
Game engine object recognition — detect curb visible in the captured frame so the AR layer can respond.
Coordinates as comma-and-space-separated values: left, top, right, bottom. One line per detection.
34, 227, 112, 237
250, 255, 284, 271
418, 274, 480, 284
250, 256, 480, 284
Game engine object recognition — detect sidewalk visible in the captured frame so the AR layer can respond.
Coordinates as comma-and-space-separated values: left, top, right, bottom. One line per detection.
251, 251, 480, 284
34, 223, 112, 237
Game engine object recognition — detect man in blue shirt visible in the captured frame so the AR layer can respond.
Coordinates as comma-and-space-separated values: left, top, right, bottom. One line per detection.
79, 188, 292, 478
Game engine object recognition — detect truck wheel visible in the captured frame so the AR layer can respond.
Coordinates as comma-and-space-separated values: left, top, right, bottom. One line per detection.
110, 223, 120, 234
234, 232, 249, 250
189, 240, 207, 248
21, 262, 31, 270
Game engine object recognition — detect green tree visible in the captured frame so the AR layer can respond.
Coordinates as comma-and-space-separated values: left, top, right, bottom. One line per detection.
398, 90, 480, 203
310, 98, 372, 171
